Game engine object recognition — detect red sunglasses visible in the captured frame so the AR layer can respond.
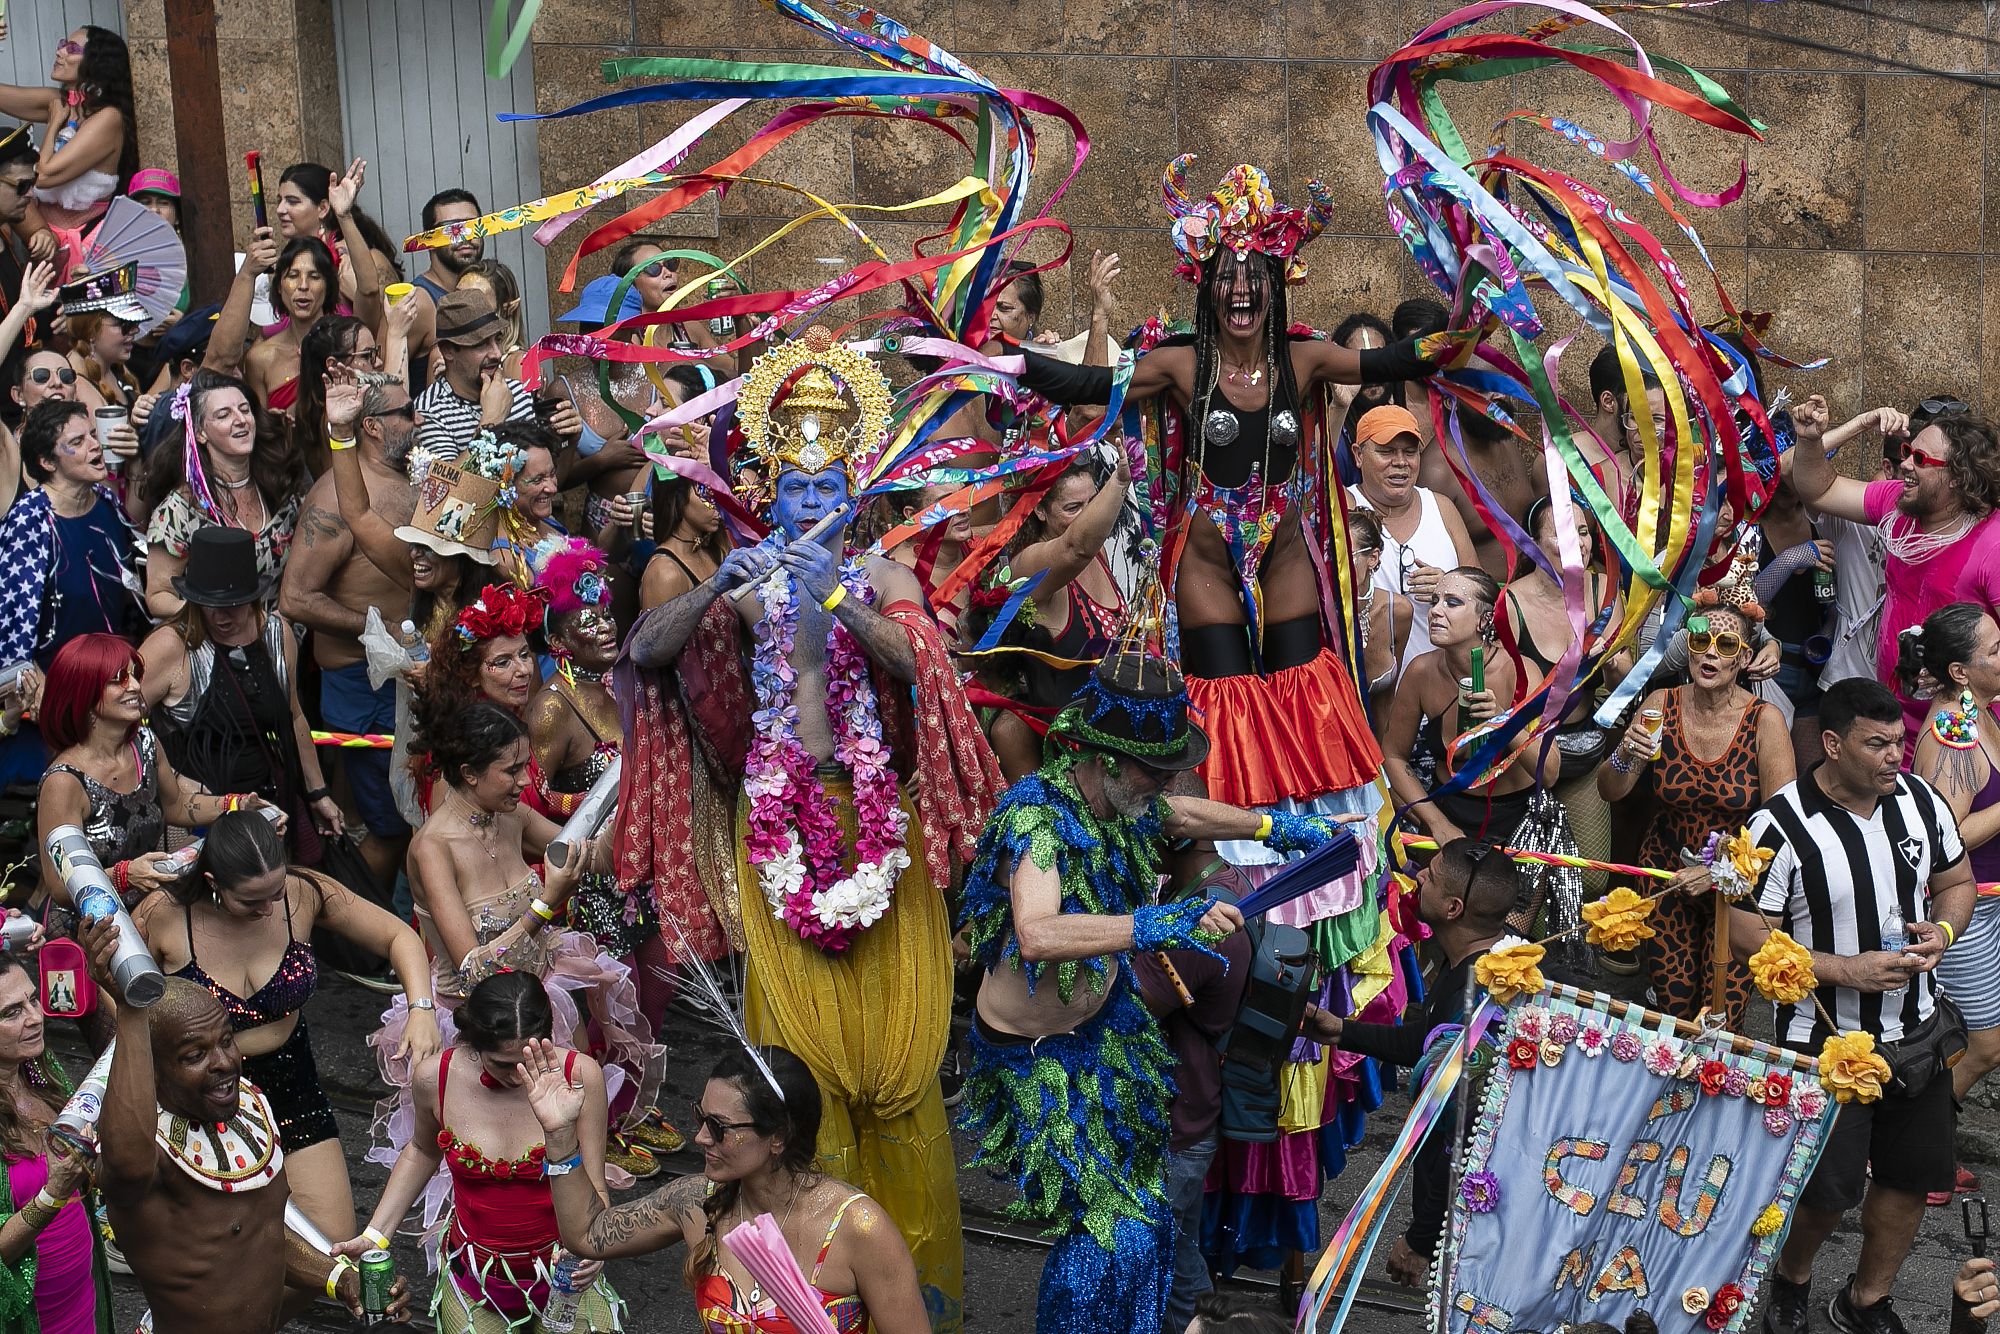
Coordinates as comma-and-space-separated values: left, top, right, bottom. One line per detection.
1909, 450, 1951, 470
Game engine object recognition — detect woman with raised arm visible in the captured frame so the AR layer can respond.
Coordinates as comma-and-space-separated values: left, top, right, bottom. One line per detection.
524, 1041, 933, 1334
339, 971, 619, 1334
0, 27, 135, 270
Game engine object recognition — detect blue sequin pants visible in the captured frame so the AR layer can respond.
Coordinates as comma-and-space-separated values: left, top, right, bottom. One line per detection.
960, 974, 1174, 1334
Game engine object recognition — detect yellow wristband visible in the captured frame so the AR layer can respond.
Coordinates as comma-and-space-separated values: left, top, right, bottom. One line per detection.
328, 435, 357, 453
820, 584, 847, 613
362, 1226, 390, 1250
1941, 920, 1958, 948
529, 898, 556, 924
1254, 814, 1274, 842
326, 1256, 355, 1300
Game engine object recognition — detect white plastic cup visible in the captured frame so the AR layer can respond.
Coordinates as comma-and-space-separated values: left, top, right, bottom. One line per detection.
94, 407, 127, 473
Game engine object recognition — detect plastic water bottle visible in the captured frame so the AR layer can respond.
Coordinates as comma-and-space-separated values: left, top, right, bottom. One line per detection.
1881, 903, 1908, 954
399, 620, 428, 666
541, 1253, 582, 1333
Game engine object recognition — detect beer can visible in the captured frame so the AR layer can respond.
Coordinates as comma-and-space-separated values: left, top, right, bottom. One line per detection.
0, 915, 35, 952
360, 1250, 395, 1323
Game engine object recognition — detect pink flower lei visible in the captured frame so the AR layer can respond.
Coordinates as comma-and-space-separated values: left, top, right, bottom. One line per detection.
744, 556, 911, 952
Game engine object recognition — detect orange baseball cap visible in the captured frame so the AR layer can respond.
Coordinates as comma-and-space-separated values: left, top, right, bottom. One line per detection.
1354, 404, 1423, 446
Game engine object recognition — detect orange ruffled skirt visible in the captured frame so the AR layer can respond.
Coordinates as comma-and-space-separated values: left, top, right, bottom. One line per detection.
1186, 647, 1382, 807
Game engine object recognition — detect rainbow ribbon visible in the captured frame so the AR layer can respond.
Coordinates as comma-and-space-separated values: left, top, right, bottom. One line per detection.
1299, 1000, 1504, 1332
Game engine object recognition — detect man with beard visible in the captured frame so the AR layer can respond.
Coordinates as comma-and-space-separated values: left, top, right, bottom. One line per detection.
406, 188, 484, 384
958, 647, 1355, 1334
281, 371, 419, 887
84, 917, 410, 1334
413, 288, 533, 460
1789, 393, 2000, 749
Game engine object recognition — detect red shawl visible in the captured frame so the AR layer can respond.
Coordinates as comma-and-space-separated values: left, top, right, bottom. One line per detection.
614, 595, 1002, 963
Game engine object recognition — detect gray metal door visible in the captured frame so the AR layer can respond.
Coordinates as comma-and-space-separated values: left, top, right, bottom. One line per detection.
331, 0, 547, 341
0, 1, 126, 103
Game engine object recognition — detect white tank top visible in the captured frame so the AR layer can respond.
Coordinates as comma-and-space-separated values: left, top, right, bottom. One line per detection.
1349, 484, 1457, 667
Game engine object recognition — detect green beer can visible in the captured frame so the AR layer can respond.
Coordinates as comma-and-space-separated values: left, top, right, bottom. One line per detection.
360, 1250, 395, 1324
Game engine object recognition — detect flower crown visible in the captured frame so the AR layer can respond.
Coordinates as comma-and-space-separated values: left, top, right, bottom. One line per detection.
1162, 155, 1334, 285
734, 327, 893, 508
454, 583, 544, 644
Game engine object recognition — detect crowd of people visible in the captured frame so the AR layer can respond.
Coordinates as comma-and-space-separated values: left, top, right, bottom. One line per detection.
4, 14, 2000, 1334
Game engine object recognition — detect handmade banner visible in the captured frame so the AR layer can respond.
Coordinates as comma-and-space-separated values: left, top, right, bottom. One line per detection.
1442, 987, 1833, 1333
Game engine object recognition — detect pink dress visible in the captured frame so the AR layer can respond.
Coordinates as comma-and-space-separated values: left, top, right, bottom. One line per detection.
6, 1156, 94, 1334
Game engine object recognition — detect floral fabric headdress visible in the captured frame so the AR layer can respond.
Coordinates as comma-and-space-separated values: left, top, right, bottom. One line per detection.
1162, 155, 1335, 285
454, 583, 544, 644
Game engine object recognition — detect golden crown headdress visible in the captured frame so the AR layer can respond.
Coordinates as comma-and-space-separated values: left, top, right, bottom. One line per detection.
735, 326, 894, 505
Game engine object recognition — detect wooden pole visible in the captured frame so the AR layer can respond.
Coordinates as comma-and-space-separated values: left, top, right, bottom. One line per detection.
162, 0, 233, 303
1711, 891, 1729, 1015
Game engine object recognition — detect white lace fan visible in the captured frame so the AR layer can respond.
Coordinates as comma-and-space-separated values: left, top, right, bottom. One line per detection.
77, 198, 186, 335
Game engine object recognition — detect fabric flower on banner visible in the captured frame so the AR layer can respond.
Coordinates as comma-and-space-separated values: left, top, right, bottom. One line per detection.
1505, 1037, 1538, 1070
1578, 1025, 1609, 1057
1819, 1031, 1892, 1104
1580, 887, 1657, 952
1642, 1036, 1685, 1077
1698, 1059, 1730, 1096
1764, 1105, 1792, 1136
1475, 938, 1546, 1003
1513, 1006, 1548, 1041
1547, 1014, 1580, 1045
1460, 1170, 1500, 1213
1722, 1066, 1752, 1098
1763, 1073, 1793, 1108
1610, 1031, 1643, 1063
1749, 929, 1817, 1004
1752, 1204, 1786, 1237
1705, 1283, 1746, 1329
1792, 1082, 1827, 1120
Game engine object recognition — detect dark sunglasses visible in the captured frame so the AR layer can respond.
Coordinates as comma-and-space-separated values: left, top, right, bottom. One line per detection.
363, 402, 416, 422
689, 1102, 757, 1142
1918, 397, 1970, 419
27, 367, 76, 387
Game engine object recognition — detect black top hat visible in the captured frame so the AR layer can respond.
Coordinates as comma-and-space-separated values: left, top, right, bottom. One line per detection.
1049, 648, 1209, 771
170, 527, 274, 607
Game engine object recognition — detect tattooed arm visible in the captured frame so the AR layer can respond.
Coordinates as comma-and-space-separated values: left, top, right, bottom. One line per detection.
548, 1161, 702, 1260
627, 542, 779, 669
277, 496, 368, 638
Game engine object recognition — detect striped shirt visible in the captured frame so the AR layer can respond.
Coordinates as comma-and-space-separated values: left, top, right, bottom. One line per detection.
412, 376, 534, 461
1751, 768, 1964, 1045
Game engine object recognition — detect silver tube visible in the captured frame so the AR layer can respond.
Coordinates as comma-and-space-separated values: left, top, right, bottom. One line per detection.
286, 1201, 335, 1254
544, 757, 620, 874
44, 826, 165, 1007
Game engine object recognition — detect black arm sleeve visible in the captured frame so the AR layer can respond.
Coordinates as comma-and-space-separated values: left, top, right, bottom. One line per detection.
1016, 348, 1115, 405
1333, 1016, 1433, 1070
1358, 337, 1437, 386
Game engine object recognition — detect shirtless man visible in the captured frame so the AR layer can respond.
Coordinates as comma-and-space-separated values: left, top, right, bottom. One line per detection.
620, 331, 1001, 1330
84, 917, 408, 1334
957, 649, 1353, 1334
279, 375, 418, 888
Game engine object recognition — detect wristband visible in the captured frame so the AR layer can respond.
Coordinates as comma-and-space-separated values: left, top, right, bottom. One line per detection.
304, 787, 331, 803
222, 794, 247, 814
362, 1226, 391, 1250
543, 1152, 584, 1177
328, 435, 357, 452
529, 898, 556, 925
112, 860, 129, 894
1941, 920, 1959, 949
1253, 814, 1274, 842
409, 998, 436, 1012
326, 1256, 356, 1300
820, 584, 848, 614
32, 1190, 62, 1212
1608, 750, 1636, 775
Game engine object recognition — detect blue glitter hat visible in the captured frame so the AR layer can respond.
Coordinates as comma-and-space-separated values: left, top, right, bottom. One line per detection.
1049, 649, 1209, 771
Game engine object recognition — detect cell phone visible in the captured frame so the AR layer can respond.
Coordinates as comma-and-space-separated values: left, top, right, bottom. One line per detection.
1967, 1196, 1989, 1259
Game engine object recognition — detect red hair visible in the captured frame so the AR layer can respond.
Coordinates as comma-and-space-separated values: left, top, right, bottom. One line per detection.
41, 634, 142, 751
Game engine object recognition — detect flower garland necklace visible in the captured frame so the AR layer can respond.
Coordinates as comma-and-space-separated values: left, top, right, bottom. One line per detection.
744, 556, 911, 952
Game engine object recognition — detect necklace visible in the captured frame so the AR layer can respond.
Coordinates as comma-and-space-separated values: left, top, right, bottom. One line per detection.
1879, 509, 1976, 564
566, 666, 606, 686
741, 1175, 806, 1307
447, 788, 501, 859
214, 473, 254, 490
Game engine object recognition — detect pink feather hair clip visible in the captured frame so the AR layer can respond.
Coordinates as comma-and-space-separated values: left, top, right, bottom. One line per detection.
531, 536, 610, 620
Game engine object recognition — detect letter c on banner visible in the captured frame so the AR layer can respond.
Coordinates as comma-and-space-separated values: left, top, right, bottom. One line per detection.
1543, 1136, 1611, 1216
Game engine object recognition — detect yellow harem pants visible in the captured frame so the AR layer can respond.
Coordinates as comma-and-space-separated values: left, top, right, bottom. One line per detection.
738, 782, 963, 1334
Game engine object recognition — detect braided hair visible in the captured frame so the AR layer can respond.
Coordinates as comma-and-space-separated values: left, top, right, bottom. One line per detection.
1186, 250, 1302, 496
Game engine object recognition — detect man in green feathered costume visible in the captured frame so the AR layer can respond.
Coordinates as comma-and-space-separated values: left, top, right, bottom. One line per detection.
956, 648, 1349, 1334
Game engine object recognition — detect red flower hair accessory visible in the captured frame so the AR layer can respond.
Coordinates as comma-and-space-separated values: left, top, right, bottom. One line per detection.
455, 583, 544, 644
